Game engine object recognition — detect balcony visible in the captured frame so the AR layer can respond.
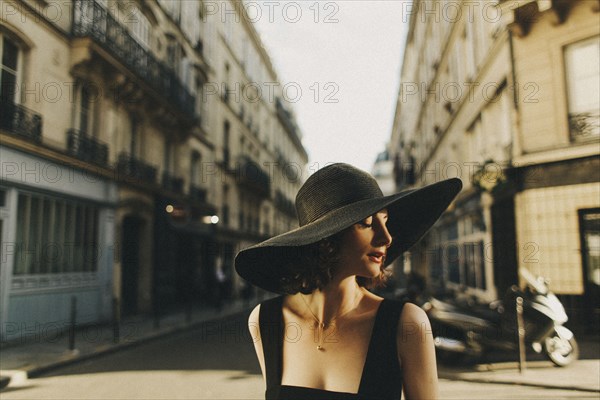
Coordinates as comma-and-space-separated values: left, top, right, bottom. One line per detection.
275, 98, 307, 159
500, 0, 576, 37
116, 153, 157, 185
0, 100, 42, 142
71, 0, 196, 122
162, 171, 184, 194
236, 155, 271, 198
66, 129, 109, 167
569, 112, 600, 142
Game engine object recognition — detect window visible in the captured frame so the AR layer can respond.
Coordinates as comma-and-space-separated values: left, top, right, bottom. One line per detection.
223, 120, 230, 167
428, 209, 488, 291
0, 35, 20, 103
163, 140, 174, 174
222, 185, 229, 226
166, 36, 182, 75
196, 78, 208, 128
129, 114, 139, 156
14, 192, 100, 275
73, 82, 96, 135
190, 151, 201, 186
126, 4, 151, 49
565, 36, 600, 141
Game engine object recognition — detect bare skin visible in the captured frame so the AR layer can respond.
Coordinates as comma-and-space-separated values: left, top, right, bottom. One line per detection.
248, 211, 439, 399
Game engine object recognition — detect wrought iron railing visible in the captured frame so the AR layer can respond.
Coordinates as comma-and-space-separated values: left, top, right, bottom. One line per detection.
0, 100, 42, 141
66, 129, 109, 166
72, 0, 196, 120
569, 111, 600, 141
275, 97, 301, 142
116, 152, 157, 185
236, 155, 271, 197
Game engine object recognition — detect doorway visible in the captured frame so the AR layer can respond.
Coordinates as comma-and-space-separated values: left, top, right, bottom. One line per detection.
579, 208, 600, 333
121, 216, 142, 316
491, 196, 518, 297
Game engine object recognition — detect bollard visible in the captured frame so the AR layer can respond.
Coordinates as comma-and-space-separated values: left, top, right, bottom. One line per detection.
112, 297, 120, 344
516, 296, 526, 373
69, 296, 77, 351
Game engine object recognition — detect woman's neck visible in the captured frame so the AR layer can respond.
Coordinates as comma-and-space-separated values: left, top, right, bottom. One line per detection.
299, 277, 364, 324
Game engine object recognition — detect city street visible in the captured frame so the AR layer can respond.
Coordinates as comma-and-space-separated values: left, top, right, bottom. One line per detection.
1, 313, 596, 400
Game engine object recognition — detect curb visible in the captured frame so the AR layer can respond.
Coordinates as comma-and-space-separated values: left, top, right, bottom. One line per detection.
438, 371, 600, 393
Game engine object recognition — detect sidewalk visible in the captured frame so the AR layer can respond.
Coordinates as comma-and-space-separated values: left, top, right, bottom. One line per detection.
0, 297, 257, 387
1, 298, 599, 394
438, 338, 600, 393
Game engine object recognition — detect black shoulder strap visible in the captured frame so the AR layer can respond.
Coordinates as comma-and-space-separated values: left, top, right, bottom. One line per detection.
358, 299, 406, 399
259, 295, 284, 390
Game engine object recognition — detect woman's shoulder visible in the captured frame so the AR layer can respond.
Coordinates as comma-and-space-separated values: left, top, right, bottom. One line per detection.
399, 301, 429, 325
395, 302, 433, 356
249, 295, 288, 327
248, 303, 261, 326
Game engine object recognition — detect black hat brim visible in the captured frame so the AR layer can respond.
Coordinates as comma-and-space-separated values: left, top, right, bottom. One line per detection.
235, 178, 462, 293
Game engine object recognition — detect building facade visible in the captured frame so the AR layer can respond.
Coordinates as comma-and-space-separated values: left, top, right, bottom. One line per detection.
500, 0, 599, 330
390, 0, 508, 302
0, 0, 307, 341
389, 0, 599, 328
208, 0, 308, 301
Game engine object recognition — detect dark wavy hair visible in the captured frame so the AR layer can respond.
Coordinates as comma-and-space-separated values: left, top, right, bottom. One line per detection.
278, 227, 392, 294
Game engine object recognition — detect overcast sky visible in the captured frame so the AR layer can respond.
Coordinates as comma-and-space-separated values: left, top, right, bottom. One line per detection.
253, 1, 408, 173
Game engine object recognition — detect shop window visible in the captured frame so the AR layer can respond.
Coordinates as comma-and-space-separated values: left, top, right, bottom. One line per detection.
428, 211, 488, 291
14, 192, 100, 275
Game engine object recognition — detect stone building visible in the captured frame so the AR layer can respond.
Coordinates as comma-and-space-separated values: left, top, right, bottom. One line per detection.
499, 0, 599, 330
389, 0, 599, 328
390, 0, 508, 302
0, 0, 307, 340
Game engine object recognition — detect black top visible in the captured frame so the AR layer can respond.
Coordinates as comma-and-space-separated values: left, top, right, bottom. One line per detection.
259, 295, 406, 400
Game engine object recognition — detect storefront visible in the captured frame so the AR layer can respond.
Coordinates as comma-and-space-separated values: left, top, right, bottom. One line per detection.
0, 146, 117, 341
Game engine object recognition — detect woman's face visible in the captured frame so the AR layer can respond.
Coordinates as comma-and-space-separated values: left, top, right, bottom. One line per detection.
337, 209, 393, 278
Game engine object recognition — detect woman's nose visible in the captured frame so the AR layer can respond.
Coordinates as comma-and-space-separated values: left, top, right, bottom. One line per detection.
374, 221, 393, 248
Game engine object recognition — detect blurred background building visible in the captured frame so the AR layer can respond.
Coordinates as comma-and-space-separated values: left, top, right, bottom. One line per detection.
387, 0, 599, 332
0, 0, 307, 341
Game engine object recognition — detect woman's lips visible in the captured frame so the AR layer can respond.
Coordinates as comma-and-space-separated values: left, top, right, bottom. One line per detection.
368, 252, 385, 264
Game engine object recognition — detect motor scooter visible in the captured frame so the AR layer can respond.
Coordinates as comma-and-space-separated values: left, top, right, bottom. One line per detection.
420, 268, 579, 367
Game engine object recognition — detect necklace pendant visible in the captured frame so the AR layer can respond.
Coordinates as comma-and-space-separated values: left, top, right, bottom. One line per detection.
317, 345, 324, 351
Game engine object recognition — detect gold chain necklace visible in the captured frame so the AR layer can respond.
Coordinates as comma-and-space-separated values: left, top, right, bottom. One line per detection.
299, 287, 360, 351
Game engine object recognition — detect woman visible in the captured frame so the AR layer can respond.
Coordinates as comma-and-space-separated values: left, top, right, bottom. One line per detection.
235, 163, 462, 399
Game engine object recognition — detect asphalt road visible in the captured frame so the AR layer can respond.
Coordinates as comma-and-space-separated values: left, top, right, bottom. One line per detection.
1, 313, 596, 400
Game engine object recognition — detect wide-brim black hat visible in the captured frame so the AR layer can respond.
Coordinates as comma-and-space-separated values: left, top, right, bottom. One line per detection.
235, 163, 462, 294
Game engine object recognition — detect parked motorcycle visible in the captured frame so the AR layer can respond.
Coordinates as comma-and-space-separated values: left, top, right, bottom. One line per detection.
420, 268, 579, 367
